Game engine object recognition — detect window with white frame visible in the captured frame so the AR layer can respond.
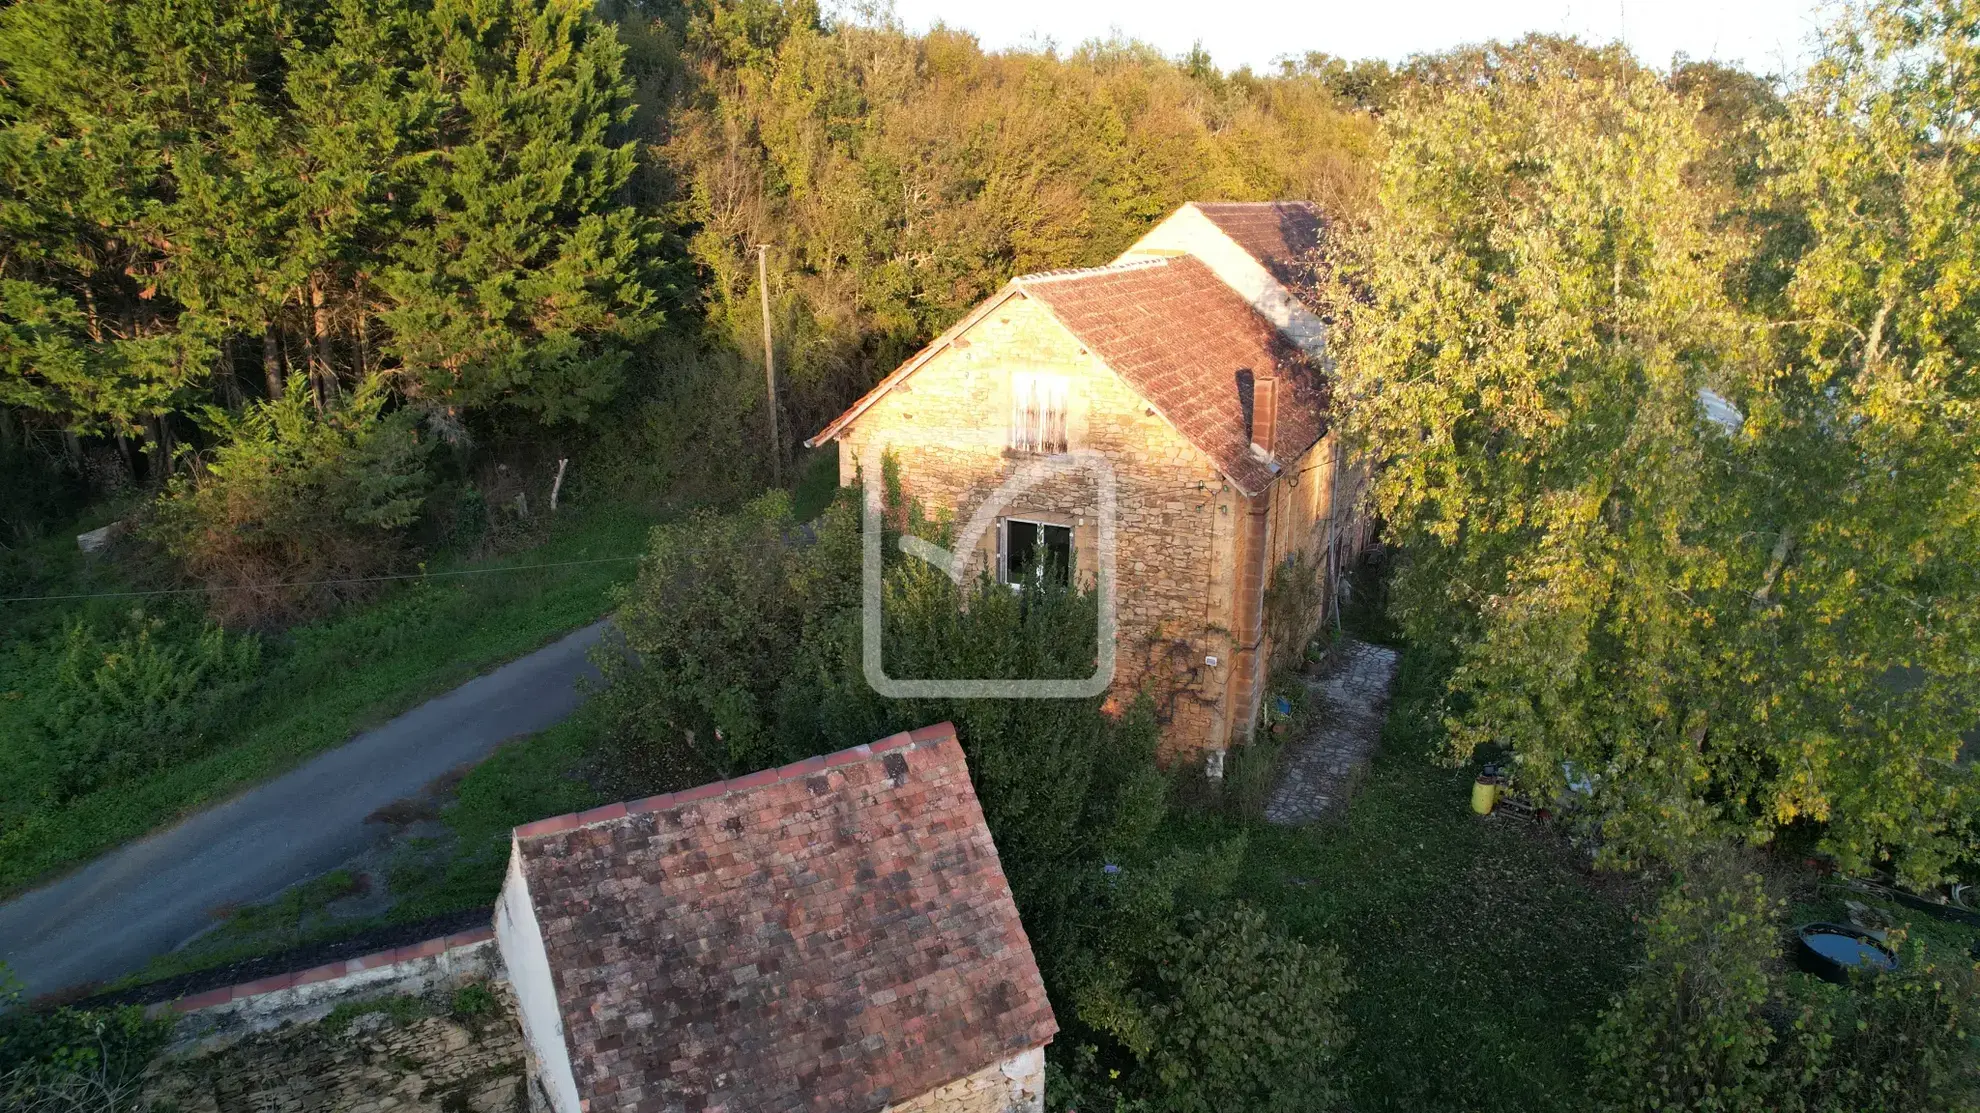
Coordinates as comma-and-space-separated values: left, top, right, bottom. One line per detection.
999, 518, 1073, 587
1008, 371, 1070, 454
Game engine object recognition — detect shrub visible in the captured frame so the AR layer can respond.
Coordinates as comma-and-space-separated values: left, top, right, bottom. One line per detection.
1126, 903, 1352, 1113
449, 981, 499, 1020
152, 377, 433, 626
0, 972, 170, 1112
1589, 859, 1782, 1113
1592, 852, 1980, 1113
1771, 943, 1980, 1113
574, 337, 771, 507
599, 490, 861, 784
16, 610, 260, 807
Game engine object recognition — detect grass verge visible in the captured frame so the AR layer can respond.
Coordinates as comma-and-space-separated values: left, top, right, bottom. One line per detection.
0, 503, 651, 897
112, 705, 610, 990
1189, 643, 1641, 1113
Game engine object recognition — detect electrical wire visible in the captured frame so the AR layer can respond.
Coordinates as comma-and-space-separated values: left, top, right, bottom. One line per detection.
0, 556, 644, 605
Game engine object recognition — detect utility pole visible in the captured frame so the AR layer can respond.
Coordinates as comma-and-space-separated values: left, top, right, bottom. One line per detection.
757, 243, 782, 487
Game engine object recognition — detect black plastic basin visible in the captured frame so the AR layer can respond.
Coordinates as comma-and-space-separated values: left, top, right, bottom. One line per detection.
1795, 922, 1898, 984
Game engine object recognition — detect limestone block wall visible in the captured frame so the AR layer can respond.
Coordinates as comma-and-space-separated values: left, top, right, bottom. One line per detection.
1268, 431, 1336, 570
838, 293, 1238, 761
145, 986, 527, 1113
154, 929, 501, 1050
887, 1046, 1047, 1113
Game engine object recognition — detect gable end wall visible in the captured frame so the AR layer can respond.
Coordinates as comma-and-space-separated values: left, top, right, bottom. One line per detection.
836, 295, 1242, 759
885, 1045, 1047, 1113
1115, 205, 1330, 358
497, 844, 581, 1113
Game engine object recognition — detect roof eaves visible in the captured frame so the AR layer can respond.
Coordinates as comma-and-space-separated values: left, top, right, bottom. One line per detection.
511, 722, 961, 841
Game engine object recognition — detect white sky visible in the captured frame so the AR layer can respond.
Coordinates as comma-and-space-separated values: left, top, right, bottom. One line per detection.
876, 0, 1836, 77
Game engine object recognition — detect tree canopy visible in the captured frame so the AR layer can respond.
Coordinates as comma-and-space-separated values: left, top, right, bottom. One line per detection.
1331, 4, 1980, 887
0, 0, 661, 441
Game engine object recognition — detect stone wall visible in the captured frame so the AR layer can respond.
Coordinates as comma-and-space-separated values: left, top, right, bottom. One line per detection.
155, 930, 500, 1050
1254, 430, 1345, 676
887, 1046, 1047, 1113
837, 293, 1241, 762
144, 985, 528, 1113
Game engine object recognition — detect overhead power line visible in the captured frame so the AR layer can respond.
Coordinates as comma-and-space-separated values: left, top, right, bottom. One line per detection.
0, 556, 644, 605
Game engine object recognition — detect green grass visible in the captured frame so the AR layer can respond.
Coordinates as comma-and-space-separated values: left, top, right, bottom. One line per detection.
790, 445, 840, 522
384, 705, 610, 922
1199, 644, 1641, 1113
0, 503, 655, 897
114, 870, 374, 986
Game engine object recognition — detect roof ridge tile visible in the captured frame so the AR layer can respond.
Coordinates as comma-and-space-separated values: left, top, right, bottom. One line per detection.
511, 722, 961, 841
1012, 257, 1170, 285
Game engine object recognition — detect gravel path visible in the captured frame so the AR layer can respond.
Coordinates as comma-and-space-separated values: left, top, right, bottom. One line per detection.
0, 620, 608, 1000
1264, 640, 1401, 825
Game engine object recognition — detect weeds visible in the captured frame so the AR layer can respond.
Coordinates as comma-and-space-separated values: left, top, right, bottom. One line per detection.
321, 994, 430, 1037
449, 982, 497, 1020
0, 504, 651, 896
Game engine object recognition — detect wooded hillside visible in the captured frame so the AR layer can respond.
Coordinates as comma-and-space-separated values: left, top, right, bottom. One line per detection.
0, 0, 1377, 611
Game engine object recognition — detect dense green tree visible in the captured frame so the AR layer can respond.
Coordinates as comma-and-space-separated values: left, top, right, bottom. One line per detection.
0, 0, 662, 448
152, 374, 434, 623
1332, 1, 1980, 887
375, 0, 659, 420
1328, 51, 1757, 865
657, 4, 1378, 454
1738, 0, 1980, 885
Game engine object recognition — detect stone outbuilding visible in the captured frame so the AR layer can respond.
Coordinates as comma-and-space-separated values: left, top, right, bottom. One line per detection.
495, 723, 1058, 1113
806, 201, 1372, 768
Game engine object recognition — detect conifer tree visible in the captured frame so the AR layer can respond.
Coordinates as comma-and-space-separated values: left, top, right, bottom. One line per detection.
0, 0, 660, 445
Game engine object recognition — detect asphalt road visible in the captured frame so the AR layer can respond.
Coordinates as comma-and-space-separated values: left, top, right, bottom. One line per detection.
0, 620, 609, 1000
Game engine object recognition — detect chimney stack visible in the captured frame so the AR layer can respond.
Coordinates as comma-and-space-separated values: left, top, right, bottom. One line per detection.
1250, 370, 1277, 460
1236, 369, 1256, 445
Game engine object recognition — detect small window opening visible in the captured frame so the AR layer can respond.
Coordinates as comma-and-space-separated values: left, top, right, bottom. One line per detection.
1000, 518, 1072, 587
1009, 372, 1070, 454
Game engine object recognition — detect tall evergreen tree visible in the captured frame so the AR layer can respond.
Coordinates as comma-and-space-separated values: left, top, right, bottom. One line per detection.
0, 0, 661, 447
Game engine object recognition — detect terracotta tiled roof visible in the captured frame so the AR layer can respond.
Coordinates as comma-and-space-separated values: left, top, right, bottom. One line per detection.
512, 724, 1057, 1113
1192, 201, 1326, 291
1017, 255, 1326, 495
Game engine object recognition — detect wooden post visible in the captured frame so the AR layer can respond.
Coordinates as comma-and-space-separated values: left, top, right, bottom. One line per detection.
757, 243, 782, 487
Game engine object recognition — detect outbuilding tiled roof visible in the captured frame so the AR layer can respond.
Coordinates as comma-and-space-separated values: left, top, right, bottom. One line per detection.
1017, 255, 1325, 495
511, 724, 1056, 1113
1192, 200, 1326, 292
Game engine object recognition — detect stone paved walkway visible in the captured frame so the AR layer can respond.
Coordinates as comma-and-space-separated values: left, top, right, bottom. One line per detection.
1264, 640, 1402, 825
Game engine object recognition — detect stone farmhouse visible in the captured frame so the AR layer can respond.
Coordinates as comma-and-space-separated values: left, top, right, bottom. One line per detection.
806, 201, 1372, 768
497, 722, 1058, 1113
